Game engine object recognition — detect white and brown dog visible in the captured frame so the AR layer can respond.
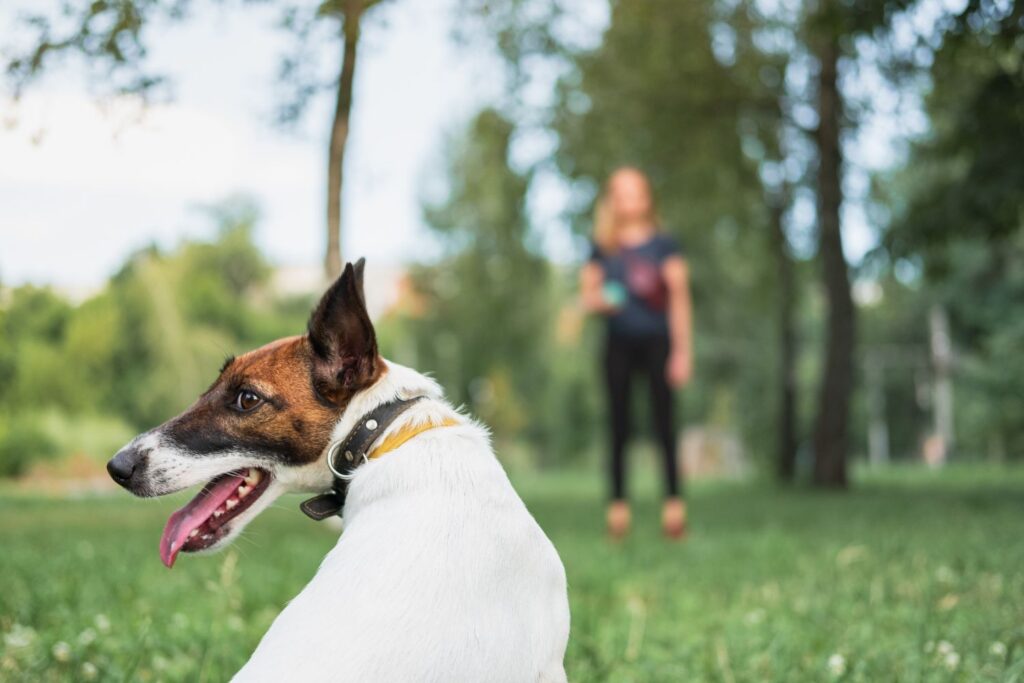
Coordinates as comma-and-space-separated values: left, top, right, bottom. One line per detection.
107, 260, 570, 682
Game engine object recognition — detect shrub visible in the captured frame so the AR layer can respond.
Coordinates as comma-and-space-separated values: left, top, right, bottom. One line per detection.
0, 414, 59, 478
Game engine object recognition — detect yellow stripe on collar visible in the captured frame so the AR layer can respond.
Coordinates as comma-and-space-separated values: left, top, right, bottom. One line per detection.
368, 418, 459, 460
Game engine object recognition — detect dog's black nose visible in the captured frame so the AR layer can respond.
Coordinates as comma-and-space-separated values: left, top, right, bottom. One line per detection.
107, 448, 140, 486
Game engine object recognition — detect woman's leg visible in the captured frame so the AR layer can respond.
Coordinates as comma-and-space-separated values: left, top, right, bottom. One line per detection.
604, 335, 634, 539
603, 335, 633, 502
644, 335, 679, 498
644, 335, 686, 538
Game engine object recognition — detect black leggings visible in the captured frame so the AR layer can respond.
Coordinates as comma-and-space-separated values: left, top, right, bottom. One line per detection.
603, 333, 680, 501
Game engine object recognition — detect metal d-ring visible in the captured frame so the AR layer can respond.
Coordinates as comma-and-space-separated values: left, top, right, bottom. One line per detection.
326, 441, 351, 479
326, 440, 371, 479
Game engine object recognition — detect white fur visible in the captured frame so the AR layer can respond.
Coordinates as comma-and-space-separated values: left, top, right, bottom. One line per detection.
228, 361, 570, 682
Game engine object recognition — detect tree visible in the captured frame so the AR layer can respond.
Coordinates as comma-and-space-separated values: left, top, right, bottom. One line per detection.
797, 0, 920, 486
466, 0, 954, 485
724, 0, 804, 481
322, 0, 386, 279
772, 192, 800, 479
407, 109, 559, 450
807, 5, 855, 487
883, 0, 1024, 459
464, 0, 799, 464
4, 0, 389, 280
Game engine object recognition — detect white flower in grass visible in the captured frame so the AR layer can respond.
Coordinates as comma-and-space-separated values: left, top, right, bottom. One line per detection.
827, 653, 847, 677
935, 641, 959, 671
743, 609, 765, 626
991, 642, 1007, 658
80, 662, 98, 680
51, 641, 72, 663
3, 624, 37, 649
77, 628, 97, 646
94, 614, 110, 633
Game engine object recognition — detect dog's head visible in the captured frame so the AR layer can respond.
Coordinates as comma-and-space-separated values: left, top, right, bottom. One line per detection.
107, 259, 382, 567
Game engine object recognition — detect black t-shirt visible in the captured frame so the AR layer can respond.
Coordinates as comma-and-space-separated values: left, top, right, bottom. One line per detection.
589, 233, 682, 339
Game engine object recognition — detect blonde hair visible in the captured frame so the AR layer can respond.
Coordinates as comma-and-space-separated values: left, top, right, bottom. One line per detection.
593, 166, 659, 253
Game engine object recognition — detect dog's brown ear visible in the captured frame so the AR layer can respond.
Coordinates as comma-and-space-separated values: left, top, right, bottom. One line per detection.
307, 260, 379, 405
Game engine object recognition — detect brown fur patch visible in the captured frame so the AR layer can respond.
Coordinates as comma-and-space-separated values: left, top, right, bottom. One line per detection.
163, 335, 383, 465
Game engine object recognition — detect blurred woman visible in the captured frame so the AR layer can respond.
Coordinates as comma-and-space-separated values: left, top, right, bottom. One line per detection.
580, 167, 693, 540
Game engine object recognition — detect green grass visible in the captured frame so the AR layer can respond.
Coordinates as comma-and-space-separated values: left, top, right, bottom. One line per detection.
1, 464, 1023, 682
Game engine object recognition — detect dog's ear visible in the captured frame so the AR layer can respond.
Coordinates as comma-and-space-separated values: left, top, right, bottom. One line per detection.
307, 260, 379, 405
352, 257, 368, 307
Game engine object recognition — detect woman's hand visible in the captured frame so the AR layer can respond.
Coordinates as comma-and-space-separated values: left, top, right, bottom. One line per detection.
666, 348, 692, 388
582, 289, 620, 314
580, 262, 620, 314
662, 256, 692, 388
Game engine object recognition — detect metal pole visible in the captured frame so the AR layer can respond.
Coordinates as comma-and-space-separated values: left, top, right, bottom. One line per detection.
929, 304, 955, 459
865, 353, 890, 465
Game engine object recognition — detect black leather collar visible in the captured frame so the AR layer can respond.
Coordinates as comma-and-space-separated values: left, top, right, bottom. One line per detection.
300, 396, 424, 521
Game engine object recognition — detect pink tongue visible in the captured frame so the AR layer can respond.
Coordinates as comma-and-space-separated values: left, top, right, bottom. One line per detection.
159, 473, 245, 568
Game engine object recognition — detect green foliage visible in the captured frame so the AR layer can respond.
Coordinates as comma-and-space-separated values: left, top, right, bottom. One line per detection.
1, 464, 1022, 680
4, 0, 177, 99
0, 205, 309, 473
405, 109, 599, 462
459, 0, 1022, 470
883, 1, 1024, 459
0, 287, 79, 415
176, 211, 272, 339
0, 413, 58, 478
855, 276, 931, 459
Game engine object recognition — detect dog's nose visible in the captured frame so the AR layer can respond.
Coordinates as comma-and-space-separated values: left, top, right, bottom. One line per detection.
107, 447, 141, 486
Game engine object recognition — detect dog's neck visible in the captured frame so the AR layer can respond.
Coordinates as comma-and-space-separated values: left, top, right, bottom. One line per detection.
331, 360, 455, 440
281, 359, 474, 499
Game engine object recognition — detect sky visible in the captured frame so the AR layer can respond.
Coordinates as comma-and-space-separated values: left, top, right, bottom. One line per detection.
0, 0, 930, 292
0, 0, 504, 290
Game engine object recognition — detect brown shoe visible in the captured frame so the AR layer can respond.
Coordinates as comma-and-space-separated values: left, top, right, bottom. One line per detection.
662, 498, 687, 540
607, 500, 631, 540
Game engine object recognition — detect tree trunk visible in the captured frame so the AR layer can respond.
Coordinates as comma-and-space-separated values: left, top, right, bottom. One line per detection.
811, 31, 855, 488
325, 0, 365, 281
771, 194, 798, 482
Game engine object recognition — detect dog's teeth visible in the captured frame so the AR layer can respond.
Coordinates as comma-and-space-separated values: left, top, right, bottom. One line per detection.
189, 529, 199, 539
244, 469, 262, 486
214, 509, 224, 518
226, 498, 238, 510
238, 485, 251, 498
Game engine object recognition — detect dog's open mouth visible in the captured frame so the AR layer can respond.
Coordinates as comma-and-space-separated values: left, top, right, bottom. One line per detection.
159, 467, 271, 568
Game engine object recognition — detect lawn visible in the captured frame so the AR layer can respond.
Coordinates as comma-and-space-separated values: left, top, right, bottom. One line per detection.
1, 463, 1022, 682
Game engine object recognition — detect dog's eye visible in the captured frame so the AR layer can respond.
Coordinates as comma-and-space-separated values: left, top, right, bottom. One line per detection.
232, 390, 264, 412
